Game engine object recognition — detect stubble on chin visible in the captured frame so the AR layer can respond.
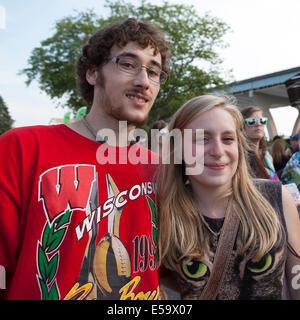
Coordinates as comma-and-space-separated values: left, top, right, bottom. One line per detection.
96, 69, 153, 127
130, 112, 150, 127
99, 91, 151, 127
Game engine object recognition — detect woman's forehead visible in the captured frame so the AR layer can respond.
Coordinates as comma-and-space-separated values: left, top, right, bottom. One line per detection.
249, 110, 263, 118
185, 107, 236, 131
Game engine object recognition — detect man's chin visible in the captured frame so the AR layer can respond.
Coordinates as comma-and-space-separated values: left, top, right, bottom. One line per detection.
120, 114, 149, 128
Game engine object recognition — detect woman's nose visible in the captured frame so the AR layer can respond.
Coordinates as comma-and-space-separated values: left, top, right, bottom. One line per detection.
209, 139, 224, 157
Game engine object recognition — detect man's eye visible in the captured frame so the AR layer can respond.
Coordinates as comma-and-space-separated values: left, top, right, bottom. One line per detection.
120, 62, 135, 69
148, 69, 160, 77
118, 58, 137, 69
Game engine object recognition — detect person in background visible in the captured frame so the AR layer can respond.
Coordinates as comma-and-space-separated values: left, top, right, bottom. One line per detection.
290, 134, 299, 154
271, 138, 291, 180
272, 135, 281, 142
157, 95, 300, 300
241, 106, 279, 180
281, 129, 300, 215
147, 119, 168, 155
284, 138, 293, 157
270, 135, 281, 151
0, 18, 171, 300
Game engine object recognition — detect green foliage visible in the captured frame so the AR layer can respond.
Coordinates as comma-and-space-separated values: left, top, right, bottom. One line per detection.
0, 95, 14, 135
20, 0, 231, 123
21, 10, 101, 110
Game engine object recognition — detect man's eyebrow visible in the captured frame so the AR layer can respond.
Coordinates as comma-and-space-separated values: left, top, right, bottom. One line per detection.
118, 51, 162, 69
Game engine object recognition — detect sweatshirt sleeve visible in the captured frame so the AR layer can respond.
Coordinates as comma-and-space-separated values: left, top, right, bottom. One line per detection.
0, 129, 22, 292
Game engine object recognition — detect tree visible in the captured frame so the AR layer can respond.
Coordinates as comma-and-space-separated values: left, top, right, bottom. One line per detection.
20, 0, 231, 123
0, 95, 14, 135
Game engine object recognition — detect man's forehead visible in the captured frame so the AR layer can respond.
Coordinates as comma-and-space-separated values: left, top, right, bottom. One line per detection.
110, 41, 162, 64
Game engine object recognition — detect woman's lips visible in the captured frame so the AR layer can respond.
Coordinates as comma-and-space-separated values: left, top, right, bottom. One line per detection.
205, 163, 227, 170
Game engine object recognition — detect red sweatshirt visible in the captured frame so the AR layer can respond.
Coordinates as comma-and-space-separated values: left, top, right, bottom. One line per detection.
0, 124, 160, 300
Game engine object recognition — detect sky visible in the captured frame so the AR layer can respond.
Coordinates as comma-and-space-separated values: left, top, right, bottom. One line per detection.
0, 0, 299, 136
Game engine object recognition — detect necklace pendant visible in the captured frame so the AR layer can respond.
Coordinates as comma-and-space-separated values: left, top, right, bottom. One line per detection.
212, 237, 218, 247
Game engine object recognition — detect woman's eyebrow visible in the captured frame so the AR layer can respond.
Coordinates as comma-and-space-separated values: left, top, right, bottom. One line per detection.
222, 130, 236, 135
199, 129, 236, 136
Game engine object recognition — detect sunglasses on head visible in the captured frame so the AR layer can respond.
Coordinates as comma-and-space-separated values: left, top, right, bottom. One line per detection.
244, 117, 268, 127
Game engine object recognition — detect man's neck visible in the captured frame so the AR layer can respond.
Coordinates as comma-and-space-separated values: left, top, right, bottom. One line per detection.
67, 107, 136, 146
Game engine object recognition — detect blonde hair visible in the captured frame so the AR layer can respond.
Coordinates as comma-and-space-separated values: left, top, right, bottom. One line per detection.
157, 95, 283, 270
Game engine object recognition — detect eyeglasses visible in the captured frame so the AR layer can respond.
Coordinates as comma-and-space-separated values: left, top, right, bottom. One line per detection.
108, 56, 168, 85
244, 117, 268, 127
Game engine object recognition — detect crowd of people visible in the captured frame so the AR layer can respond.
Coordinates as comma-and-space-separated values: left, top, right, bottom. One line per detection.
0, 18, 300, 301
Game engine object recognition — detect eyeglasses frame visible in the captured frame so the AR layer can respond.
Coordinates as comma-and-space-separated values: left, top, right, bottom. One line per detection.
107, 56, 168, 85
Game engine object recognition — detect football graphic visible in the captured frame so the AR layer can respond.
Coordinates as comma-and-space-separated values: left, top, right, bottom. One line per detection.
93, 233, 131, 296
91, 173, 132, 299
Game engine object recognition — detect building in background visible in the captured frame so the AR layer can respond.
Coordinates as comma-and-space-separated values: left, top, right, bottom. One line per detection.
222, 66, 300, 139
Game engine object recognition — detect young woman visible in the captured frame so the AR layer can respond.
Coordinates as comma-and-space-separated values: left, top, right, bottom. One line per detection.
241, 106, 279, 180
158, 95, 300, 300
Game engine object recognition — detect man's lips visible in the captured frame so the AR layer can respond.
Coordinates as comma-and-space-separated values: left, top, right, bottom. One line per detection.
126, 92, 149, 103
205, 163, 227, 170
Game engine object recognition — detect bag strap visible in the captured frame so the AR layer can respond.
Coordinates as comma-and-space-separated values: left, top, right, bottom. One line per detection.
200, 198, 240, 300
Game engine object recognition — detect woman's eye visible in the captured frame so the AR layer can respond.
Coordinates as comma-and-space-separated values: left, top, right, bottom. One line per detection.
195, 137, 207, 143
223, 137, 235, 143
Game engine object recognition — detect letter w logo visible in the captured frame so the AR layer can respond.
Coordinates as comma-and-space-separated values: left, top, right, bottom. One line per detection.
39, 165, 96, 222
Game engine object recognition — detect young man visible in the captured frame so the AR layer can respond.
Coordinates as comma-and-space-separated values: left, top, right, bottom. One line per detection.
0, 18, 171, 300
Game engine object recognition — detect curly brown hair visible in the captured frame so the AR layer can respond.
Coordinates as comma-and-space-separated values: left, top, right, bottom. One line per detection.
76, 18, 171, 106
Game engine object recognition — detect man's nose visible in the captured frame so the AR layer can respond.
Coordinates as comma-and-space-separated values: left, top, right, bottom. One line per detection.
132, 67, 150, 89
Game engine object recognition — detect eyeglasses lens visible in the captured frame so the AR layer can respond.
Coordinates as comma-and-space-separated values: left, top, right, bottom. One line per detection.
116, 56, 166, 84
245, 118, 267, 126
259, 118, 267, 125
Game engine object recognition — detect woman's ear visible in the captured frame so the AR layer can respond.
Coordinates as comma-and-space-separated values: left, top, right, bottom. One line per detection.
86, 67, 98, 86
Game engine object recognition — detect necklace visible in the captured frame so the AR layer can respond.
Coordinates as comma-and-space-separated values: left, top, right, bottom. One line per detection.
81, 115, 138, 145
81, 115, 106, 143
197, 197, 231, 239
198, 214, 222, 238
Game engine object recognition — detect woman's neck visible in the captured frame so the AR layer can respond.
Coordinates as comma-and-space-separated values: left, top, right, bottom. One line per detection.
190, 182, 231, 219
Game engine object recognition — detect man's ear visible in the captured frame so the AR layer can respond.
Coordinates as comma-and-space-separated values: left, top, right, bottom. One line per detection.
86, 67, 98, 86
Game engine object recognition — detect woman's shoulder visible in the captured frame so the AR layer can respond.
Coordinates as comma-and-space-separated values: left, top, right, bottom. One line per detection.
253, 179, 283, 208
253, 178, 282, 190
